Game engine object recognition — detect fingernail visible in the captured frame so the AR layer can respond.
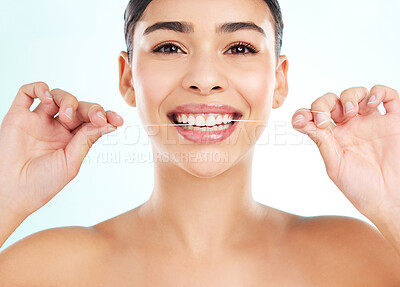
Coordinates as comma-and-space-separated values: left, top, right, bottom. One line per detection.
293, 114, 305, 125
368, 94, 377, 104
316, 112, 328, 127
64, 107, 73, 119
97, 111, 106, 122
108, 110, 122, 120
344, 102, 355, 114
45, 91, 53, 101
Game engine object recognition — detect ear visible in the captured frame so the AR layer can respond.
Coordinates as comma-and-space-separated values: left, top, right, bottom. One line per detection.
118, 51, 136, 107
272, 55, 289, 109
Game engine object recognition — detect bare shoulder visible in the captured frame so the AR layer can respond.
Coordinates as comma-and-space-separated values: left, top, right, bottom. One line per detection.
90, 206, 143, 244
288, 215, 400, 285
0, 225, 112, 287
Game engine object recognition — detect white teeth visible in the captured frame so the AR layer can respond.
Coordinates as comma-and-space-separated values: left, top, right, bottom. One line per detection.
182, 122, 233, 131
195, 115, 206, 126
206, 116, 216, 127
222, 114, 230, 124
175, 113, 236, 129
216, 115, 223, 125
188, 115, 195, 125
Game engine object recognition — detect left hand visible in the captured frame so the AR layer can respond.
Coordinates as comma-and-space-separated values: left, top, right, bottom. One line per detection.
291, 85, 400, 221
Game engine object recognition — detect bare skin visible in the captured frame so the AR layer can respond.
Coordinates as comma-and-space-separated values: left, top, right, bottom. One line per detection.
1, 206, 399, 286
1, 0, 400, 286
90, 206, 400, 286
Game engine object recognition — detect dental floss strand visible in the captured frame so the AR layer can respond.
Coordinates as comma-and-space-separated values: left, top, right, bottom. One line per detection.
131, 109, 341, 160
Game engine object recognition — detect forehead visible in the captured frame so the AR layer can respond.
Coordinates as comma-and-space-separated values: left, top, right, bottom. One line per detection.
137, 0, 274, 35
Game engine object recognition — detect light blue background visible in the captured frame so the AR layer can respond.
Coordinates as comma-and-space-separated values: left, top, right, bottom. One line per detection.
0, 0, 399, 250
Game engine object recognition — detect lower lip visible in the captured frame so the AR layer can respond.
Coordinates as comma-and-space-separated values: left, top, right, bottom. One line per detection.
171, 121, 240, 144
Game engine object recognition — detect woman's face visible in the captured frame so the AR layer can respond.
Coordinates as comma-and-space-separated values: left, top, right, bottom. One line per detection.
120, 0, 288, 177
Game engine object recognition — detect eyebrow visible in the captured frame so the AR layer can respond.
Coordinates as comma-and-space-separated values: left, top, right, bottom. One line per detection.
142, 21, 266, 38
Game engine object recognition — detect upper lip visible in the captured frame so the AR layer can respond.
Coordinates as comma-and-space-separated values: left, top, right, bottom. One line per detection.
167, 103, 243, 116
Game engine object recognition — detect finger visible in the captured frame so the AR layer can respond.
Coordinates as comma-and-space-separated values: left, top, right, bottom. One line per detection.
368, 85, 400, 114
74, 101, 110, 128
292, 93, 344, 129
50, 89, 111, 131
50, 88, 80, 125
310, 93, 346, 127
32, 90, 60, 118
12, 82, 53, 110
54, 102, 107, 131
291, 95, 340, 129
32, 100, 59, 118
292, 109, 341, 176
292, 96, 342, 176
31, 87, 123, 132
54, 102, 124, 132
292, 108, 336, 136
105, 110, 124, 127
76, 106, 125, 128
64, 123, 117, 179
339, 87, 381, 117
291, 108, 313, 131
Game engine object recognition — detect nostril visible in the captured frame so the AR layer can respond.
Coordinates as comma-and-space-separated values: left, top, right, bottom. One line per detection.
188, 85, 222, 93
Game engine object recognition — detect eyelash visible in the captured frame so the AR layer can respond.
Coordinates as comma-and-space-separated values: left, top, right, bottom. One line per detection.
151, 41, 259, 56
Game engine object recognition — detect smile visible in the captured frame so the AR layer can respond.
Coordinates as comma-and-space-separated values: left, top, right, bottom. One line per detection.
167, 103, 243, 144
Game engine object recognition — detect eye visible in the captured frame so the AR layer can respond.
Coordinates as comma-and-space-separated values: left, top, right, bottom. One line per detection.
151, 41, 259, 56
152, 42, 185, 54
225, 42, 259, 55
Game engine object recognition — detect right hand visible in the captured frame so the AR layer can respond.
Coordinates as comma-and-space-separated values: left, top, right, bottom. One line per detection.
0, 82, 124, 218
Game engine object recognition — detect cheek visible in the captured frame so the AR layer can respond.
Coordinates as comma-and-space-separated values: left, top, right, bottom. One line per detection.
230, 62, 275, 119
133, 57, 181, 123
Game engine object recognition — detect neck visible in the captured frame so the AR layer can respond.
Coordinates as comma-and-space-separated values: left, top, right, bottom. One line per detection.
138, 147, 266, 257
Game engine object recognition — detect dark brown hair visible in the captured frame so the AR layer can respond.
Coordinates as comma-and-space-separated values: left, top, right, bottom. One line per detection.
124, 0, 284, 63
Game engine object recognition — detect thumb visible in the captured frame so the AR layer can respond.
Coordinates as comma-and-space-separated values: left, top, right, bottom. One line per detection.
292, 111, 342, 176
64, 123, 117, 178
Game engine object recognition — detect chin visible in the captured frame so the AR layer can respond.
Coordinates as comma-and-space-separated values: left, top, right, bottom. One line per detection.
180, 160, 233, 179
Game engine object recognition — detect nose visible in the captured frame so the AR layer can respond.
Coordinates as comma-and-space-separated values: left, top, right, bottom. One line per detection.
182, 53, 228, 96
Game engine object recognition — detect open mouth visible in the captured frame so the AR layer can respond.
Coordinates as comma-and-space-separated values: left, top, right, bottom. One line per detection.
166, 103, 243, 143
167, 112, 242, 131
